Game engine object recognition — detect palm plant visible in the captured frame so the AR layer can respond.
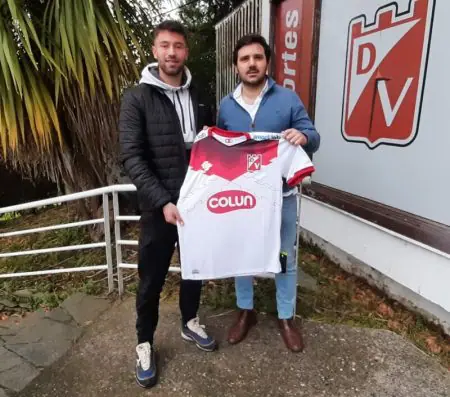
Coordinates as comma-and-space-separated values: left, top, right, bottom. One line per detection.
0, 0, 163, 218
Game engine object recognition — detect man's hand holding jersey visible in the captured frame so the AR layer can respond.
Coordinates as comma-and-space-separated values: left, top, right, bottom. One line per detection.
163, 202, 184, 226
281, 128, 312, 185
282, 128, 308, 147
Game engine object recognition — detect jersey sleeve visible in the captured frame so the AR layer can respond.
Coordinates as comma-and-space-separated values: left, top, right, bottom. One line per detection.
279, 138, 315, 187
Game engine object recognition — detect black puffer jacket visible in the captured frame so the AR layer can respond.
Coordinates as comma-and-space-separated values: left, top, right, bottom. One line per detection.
118, 82, 214, 213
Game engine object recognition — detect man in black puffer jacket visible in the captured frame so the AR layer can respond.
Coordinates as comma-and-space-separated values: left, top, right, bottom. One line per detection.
119, 20, 217, 389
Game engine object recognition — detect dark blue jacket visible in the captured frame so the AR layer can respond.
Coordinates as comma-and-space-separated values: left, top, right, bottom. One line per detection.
217, 77, 320, 154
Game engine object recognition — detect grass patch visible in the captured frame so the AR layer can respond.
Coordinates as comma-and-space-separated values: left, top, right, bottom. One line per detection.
0, 204, 108, 313
0, 211, 21, 222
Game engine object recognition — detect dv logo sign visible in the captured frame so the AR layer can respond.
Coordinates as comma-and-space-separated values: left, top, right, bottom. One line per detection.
341, 0, 435, 149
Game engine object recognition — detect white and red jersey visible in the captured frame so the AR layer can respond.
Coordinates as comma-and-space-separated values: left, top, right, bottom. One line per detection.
177, 126, 315, 280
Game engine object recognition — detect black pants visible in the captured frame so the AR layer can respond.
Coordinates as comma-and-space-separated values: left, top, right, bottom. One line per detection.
136, 210, 202, 344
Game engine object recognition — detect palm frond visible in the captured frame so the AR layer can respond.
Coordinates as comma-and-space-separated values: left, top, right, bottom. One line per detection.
0, 0, 159, 158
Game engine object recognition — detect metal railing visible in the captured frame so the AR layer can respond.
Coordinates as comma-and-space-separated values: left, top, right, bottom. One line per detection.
1, 183, 305, 297
0, 185, 181, 295
0, 186, 122, 292
110, 186, 181, 296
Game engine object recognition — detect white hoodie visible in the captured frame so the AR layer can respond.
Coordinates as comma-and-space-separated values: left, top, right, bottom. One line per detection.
140, 62, 196, 144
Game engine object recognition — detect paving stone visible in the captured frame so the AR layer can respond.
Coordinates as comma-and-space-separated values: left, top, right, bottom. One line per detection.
0, 361, 40, 393
42, 308, 73, 324
7, 340, 74, 368
5, 320, 82, 367
298, 268, 319, 292
0, 326, 15, 338
0, 346, 40, 393
0, 315, 22, 338
0, 293, 110, 394
1, 312, 43, 339
0, 346, 23, 372
2, 326, 41, 345
60, 293, 110, 326
3, 317, 80, 345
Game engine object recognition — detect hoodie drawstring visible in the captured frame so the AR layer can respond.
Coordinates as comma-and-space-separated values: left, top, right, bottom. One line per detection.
188, 94, 194, 133
175, 91, 187, 136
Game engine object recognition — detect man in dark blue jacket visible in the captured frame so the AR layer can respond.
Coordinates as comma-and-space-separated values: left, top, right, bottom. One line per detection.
217, 33, 320, 352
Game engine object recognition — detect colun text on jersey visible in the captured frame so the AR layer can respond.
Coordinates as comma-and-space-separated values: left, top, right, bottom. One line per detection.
207, 190, 256, 214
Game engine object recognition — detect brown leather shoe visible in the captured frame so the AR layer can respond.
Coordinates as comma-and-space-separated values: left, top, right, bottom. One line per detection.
227, 309, 257, 344
278, 318, 305, 352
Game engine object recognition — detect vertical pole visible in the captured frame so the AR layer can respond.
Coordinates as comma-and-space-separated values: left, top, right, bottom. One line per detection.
215, 24, 220, 108
112, 192, 124, 297
102, 193, 114, 294
261, 0, 271, 42
294, 185, 303, 316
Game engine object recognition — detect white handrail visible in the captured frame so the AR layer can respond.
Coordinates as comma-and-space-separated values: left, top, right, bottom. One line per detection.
0, 242, 106, 258
0, 184, 140, 293
0, 265, 108, 279
117, 240, 139, 246
119, 263, 181, 273
0, 184, 136, 215
0, 218, 104, 238
116, 215, 140, 221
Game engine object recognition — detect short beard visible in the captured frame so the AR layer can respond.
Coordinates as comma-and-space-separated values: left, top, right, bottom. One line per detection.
241, 74, 266, 87
160, 63, 184, 77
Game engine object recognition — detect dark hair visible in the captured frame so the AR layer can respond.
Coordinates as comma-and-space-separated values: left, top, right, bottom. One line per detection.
233, 34, 271, 65
154, 20, 188, 44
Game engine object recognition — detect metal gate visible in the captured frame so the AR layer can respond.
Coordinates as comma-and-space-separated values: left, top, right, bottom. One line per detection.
215, 0, 271, 106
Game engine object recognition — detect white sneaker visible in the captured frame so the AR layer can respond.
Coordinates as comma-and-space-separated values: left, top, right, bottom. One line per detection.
135, 342, 157, 388
181, 317, 217, 352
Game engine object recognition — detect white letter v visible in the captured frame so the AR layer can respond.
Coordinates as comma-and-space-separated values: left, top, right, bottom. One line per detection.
378, 78, 413, 127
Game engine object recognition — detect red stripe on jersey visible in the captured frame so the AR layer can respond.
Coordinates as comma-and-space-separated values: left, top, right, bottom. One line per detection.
190, 130, 278, 182
287, 166, 315, 186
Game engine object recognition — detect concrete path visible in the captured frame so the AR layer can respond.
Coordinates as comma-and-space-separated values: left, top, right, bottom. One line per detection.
0, 293, 111, 396
17, 296, 450, 397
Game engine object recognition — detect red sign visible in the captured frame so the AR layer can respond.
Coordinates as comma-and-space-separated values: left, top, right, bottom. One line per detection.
342, 0, 435, 149
274, 0, 317, 114
207, 190, 256, 214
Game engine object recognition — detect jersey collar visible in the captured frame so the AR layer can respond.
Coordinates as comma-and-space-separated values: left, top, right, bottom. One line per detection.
208, 127, 251, 146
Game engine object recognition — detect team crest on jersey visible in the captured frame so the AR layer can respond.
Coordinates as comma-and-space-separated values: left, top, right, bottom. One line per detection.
247, 154, 262, 172
341, 0, 435, 149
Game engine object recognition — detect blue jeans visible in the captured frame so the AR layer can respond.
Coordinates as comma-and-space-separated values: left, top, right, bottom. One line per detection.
235, 194, 298, 319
